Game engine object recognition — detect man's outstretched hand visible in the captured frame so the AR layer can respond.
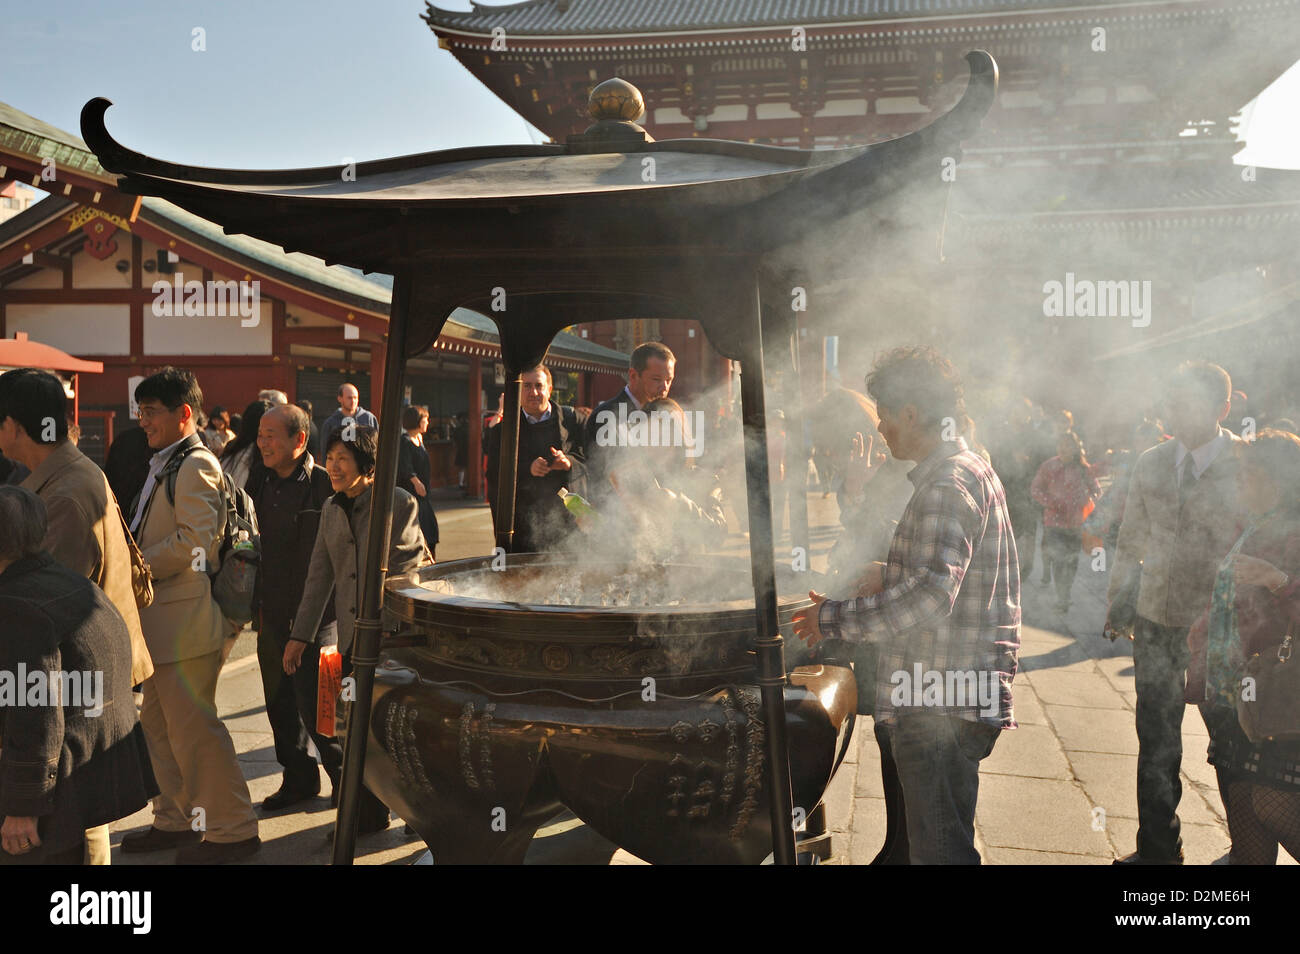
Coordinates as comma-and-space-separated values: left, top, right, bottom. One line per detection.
792, 590, 829, 647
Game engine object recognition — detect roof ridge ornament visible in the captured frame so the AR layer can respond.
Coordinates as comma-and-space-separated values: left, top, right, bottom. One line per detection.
567, 77, 654, 154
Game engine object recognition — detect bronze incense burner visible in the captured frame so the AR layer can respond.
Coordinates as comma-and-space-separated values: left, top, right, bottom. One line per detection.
352, 555, 857, 864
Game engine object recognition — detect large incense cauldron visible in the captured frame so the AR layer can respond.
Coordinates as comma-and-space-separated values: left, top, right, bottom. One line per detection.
352, 555, 857, 864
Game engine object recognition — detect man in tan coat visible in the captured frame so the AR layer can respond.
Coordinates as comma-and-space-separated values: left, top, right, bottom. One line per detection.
120, 367, 259, 864
0, 368, 154, 865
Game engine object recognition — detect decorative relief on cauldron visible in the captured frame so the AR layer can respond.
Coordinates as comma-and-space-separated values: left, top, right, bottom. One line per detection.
588, 645, 668, 675
731, 688, 766, 841
541, 645, 571, 672
720, 692, 741, 808
697, 719, 720, 744
459, 701, 497, 792
437, 635, 529, 671
669, 721, 693, 744
386, 703, 433, 793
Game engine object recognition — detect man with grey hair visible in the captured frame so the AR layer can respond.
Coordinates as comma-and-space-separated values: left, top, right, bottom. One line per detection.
0, 486, 157, 865
257, 389, 289, 406
247, 403, 342, 809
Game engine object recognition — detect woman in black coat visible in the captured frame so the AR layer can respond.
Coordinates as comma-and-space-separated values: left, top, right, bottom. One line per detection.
396, 404, 439, 559
0, 487, 157, 864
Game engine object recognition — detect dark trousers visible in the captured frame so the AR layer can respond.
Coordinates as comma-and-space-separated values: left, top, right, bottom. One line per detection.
1132, 615, 1190, 860
1042, 527, 1082, 608
257, 618, 344, 791
878, 712, 1000, 864
872, 721, 910, 865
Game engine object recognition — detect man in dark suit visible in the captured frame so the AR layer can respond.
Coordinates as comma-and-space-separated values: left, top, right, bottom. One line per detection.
486, 364, 589, 553
0, 486, 157, 865
247, 403, 341, 811
1107, 361, 1247, 865
584, 342, 675, 503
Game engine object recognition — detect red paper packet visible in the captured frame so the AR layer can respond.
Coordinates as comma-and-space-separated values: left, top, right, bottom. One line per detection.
317, 645, 342, 737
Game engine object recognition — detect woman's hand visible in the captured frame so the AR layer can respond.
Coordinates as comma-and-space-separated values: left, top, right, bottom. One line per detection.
1, 816, 40, 856
792, 591, 830, 647
283, 640, 308, 675
411, 476, 426, 498
843, 432, 885, 498
1233, 554, 1289, 591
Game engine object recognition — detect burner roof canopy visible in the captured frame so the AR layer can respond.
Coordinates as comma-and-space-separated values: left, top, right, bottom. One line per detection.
82, 51, 994, 361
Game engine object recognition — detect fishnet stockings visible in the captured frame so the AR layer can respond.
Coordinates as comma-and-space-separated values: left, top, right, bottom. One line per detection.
1218, 769, 1300, 864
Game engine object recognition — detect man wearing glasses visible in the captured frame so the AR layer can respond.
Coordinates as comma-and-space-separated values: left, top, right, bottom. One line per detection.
121, 367, 259, 864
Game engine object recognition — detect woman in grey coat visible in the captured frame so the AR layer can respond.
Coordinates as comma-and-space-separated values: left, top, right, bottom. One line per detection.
284, 426, 431, 832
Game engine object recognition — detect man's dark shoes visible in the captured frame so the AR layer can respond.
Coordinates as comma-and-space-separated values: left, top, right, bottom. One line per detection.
176, 836, 261, 865
120, 826, 203, 853
1114, 850, 1184, 865
261, 782, 321, 812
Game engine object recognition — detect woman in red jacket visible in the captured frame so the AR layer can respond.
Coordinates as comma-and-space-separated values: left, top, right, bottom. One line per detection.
1187, 428, 1300, 864
1030, 431, 1102, 615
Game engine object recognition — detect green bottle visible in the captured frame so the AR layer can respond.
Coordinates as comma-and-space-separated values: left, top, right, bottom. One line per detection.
557, 488, 598, 520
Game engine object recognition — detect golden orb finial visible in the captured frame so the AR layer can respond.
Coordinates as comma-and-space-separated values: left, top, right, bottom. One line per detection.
588, 78, 645, 123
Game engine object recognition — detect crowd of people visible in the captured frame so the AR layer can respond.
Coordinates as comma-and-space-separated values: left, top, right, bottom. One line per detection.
794, 353, 1300, 866
1, 341, 1298, 867
0, 368, 437, 863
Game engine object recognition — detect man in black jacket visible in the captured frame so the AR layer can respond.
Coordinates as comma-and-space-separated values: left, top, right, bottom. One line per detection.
584, 342, 675, 503
486, 364, 588, 553
0, 486, 157, 864
247, 403, 342, 810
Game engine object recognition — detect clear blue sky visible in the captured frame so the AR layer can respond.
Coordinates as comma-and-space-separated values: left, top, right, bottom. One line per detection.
2, 0, 1297, 169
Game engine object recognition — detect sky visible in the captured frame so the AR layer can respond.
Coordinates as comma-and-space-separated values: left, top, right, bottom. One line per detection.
1, 0, 1297, 172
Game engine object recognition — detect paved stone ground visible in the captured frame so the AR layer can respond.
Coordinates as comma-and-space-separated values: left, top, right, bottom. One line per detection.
108, 488, 1297, 865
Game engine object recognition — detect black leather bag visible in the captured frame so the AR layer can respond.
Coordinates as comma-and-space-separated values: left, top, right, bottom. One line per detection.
1238, 629, 1300, 743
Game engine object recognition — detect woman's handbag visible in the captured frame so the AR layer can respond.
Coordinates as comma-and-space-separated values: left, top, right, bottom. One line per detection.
115, 500, 154, 609
1237, 628, 1300, 743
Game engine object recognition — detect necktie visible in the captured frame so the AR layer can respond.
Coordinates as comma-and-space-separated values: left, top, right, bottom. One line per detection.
1179, 453, 1197, 506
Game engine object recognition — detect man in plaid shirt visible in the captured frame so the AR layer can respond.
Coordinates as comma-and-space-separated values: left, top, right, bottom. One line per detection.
795, 346, 1021, 864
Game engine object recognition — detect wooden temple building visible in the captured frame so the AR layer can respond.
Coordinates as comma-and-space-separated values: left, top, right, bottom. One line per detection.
0, 100, 629, 486
425, 0, 1300, 432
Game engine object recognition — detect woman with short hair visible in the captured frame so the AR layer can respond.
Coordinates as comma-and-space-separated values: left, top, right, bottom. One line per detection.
286, 427, 431, 834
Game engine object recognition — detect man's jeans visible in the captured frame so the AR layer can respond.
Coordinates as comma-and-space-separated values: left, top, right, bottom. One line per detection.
1132, 615, 1190, 860
881, 711, 1000, 864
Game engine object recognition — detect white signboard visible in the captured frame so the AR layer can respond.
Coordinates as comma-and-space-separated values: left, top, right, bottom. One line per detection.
127, 375, 144, 420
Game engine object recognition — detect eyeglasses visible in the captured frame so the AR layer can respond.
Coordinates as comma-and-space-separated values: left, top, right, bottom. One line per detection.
136, 404, 178, 421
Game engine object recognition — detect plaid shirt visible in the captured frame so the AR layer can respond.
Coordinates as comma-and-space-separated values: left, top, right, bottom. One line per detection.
818, 438, 1021, 727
